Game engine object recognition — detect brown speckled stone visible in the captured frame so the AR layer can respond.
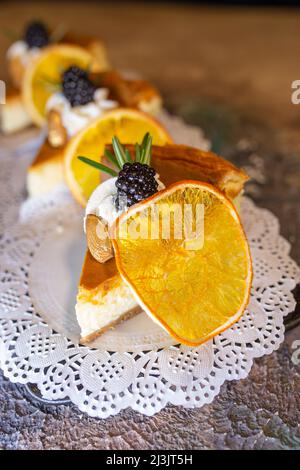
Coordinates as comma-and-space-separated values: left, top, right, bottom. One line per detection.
1, 2, 300, 450
0, 339, 300, 450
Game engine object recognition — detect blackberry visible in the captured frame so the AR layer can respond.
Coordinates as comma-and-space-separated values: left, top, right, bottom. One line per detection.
62, 66, 96, 107
24, 21, 49, 49
78, 133, 160, 210
115, 162, 158, 210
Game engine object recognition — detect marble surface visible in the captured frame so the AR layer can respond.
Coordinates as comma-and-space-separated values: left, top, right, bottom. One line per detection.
1, 338, 299, 450
0, 2, 300, 450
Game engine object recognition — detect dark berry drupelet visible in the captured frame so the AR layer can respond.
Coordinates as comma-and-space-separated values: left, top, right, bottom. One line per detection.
62, 66, 96, 107
24, 21, 50, 49
115, 162, 158, 210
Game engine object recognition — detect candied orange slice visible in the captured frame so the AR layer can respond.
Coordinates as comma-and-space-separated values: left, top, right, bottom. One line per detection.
112, 181, 252, 346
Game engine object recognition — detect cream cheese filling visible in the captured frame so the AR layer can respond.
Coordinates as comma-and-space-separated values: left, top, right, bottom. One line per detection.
7, 40, 41, 65
46, 88, 118, 137
85, 175, 165, 229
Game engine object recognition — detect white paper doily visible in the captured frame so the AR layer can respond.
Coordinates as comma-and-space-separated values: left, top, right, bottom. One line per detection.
0, 112, 299, 418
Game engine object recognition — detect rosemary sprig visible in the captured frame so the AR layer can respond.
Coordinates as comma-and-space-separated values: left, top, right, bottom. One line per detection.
77, 156, 118, 177
125, 148, 133, 163
112, 136, 128, 167
104, 148, 120, 169
38, 75, 61, 93
50, 23, 68, 43
40, 74, 60, 86
141, 134, 152, 165
141, 132, 150, 151
2, 28, 19, 41
78, 132, 153, 177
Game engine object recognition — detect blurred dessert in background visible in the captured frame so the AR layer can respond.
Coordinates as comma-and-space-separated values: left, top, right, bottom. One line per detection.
25, 49, 162, 198
1, 20, 109, 134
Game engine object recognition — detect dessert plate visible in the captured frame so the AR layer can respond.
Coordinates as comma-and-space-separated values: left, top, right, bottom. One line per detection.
27, 212, 176, 352
0, 112, 299, 418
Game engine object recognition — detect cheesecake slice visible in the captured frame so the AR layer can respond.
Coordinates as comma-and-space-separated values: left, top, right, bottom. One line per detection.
7, 30, 109, 90
28, 75, 163, 197
27, 140, 67, 197
0, 87, 32, 134
76, 144, 248, 343
47, 70, 162, 147
77, 251, 141, 342
4, 30, 109, 134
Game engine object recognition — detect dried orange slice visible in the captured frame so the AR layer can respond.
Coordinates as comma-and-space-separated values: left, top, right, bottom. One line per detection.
64, 108, 173, 206
22, 44, 101, 126
112, 181, 252, 346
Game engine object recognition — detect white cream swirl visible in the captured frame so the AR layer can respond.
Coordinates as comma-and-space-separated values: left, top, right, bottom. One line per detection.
46, 88, 118, 137
7, 40, 41, 65
85, 175, 165, 229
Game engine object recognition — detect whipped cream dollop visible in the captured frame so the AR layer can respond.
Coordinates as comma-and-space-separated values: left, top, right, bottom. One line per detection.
46, 88, 118, 137
85, 175, 165, 229
7, 40, 41, 65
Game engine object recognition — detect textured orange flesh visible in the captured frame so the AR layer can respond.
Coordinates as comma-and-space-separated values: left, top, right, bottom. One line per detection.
112, 181, 252, 346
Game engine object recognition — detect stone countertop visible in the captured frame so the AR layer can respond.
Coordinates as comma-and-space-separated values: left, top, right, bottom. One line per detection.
0, 2, 300, 450
1, 330, 299, 450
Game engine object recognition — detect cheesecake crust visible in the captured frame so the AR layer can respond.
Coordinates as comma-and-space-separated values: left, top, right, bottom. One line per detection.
80, 306, 141, 344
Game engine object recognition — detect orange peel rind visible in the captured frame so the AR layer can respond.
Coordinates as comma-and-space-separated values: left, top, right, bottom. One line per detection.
112, 180, 252, 346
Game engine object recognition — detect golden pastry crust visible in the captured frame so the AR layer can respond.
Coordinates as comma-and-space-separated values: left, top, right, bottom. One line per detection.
96, 70, 162, 110
152, 144, 248, 200
105, 143, 249, 200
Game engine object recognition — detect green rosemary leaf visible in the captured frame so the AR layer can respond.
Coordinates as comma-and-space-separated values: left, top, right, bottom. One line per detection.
104, 148, 120, 169
112, 137, 127, 168
50, 23, 68, 43
140, 143, 147, 163
2, 28, 18, 40
78, 156, 118, 176
139, 133, 151, 163
139, 147, 145, 164
143, 134, 152, 165
37, 79, 60, 94
125, 148, 133, 162
141, 132, 150, 153
39, 74, 61, 86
